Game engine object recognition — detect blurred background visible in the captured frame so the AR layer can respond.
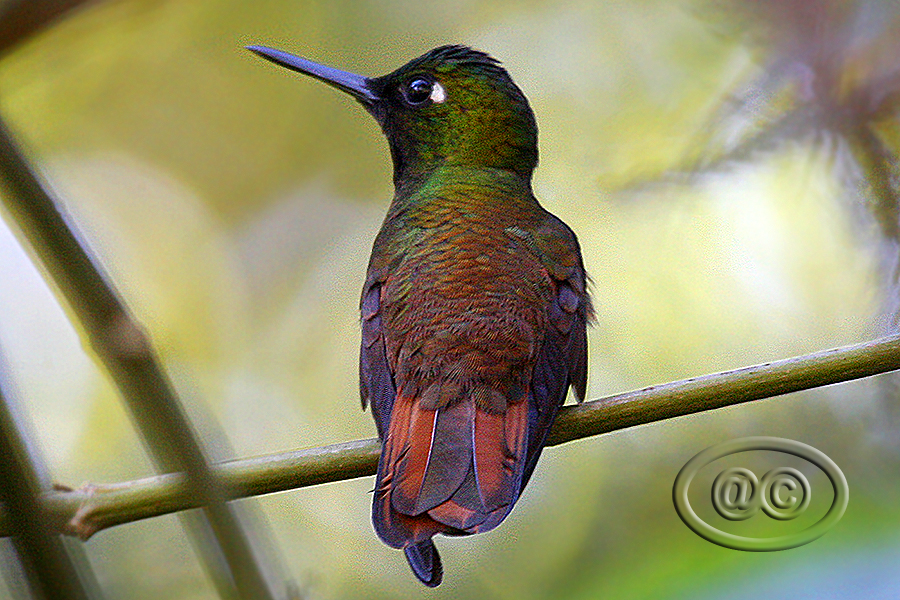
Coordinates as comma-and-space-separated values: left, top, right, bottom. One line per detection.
1, 0, 900, 598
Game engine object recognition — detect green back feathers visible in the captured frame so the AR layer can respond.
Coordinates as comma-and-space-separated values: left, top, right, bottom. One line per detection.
367, 45, 539, 183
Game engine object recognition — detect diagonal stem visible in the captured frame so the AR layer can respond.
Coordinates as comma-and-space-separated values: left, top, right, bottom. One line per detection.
0, 351, 99, 600
0, 118, 278, 598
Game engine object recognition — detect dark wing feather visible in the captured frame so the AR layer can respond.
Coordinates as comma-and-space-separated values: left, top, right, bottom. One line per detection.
521, 328, 567, 487
360, 282, 395, 439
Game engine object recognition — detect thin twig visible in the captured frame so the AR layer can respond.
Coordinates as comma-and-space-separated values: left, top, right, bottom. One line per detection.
547, 332, 900, 444
2, 333, 897, 540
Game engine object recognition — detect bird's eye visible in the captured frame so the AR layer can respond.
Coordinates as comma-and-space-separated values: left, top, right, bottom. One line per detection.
402, 78, 433, 106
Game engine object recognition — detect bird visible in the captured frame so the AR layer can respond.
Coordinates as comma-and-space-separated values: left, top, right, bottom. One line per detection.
248, 43, 592, 587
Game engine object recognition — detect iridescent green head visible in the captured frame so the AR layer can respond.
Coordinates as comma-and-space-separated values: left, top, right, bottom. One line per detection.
248, 44, 539, 184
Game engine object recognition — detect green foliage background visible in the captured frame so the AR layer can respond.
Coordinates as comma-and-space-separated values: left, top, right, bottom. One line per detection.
1, 1, 898, 598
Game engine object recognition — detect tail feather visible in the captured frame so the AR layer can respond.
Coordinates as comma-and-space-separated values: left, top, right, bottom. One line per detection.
473, 398, 528, 514
404, 540, 443, 588
390, 402, 439, 515
375, 386, 532, 586
427, 465, 489, 530
405, 399, 474, 514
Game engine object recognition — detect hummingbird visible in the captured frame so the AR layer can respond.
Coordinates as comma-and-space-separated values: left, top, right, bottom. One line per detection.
248, 43, 592, 587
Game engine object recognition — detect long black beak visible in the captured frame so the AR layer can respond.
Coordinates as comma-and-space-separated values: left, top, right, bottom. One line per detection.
247, 45, 379, 106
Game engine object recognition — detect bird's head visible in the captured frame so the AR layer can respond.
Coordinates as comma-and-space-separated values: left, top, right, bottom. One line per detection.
248, 44, 539, 184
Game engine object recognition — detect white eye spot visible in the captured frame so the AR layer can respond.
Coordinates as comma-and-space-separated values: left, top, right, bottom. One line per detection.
430, 81, 446, 104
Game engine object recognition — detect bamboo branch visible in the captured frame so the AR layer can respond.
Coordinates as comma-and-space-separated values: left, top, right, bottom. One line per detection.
3, 333, 898, 541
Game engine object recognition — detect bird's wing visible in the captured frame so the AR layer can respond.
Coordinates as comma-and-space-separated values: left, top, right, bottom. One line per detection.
360, 280, 395, 440
520, 212, 592, 488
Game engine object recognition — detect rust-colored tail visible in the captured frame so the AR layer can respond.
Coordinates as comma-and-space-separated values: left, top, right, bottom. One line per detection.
372, 387, 530, 585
